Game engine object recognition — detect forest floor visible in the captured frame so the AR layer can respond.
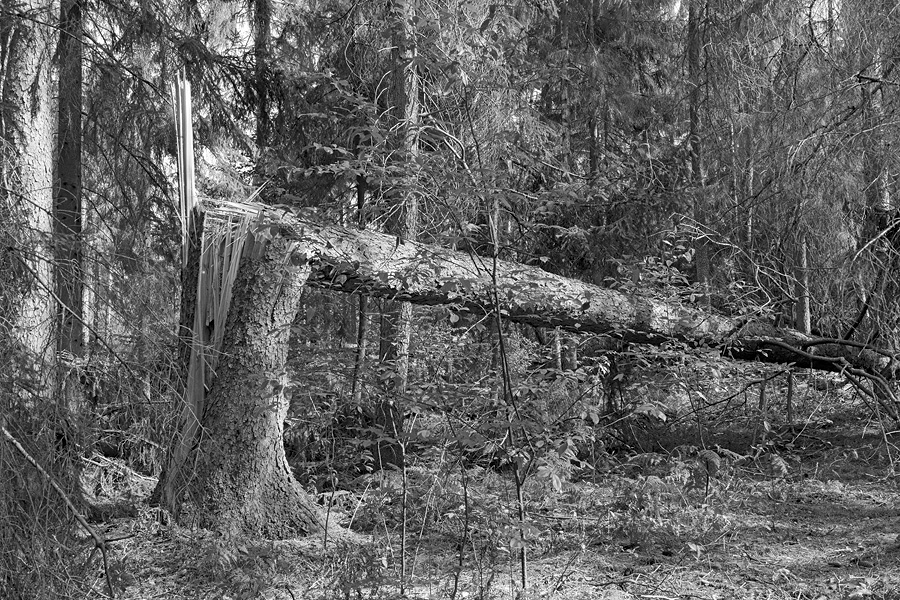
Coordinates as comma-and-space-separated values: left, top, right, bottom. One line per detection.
92, 408, 900, 600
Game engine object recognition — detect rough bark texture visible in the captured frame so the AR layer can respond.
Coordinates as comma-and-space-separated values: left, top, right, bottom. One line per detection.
176, 211, 206, 371
189, 234, 324, 537
0, 0, 58, 376
208, 202, 896, 379
857, 50, 900, 416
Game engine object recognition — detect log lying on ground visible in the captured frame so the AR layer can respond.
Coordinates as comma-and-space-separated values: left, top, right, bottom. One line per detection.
223, 201, 897, 380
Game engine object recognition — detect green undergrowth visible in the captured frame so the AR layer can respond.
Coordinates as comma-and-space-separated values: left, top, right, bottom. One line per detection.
103, 419, 900, 600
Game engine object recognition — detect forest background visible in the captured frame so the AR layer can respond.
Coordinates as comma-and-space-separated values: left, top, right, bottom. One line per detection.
3, 0, 900, 598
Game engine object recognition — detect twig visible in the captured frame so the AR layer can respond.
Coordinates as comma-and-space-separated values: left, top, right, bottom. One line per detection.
2, 425, 117, 598
82, 454, 158, 482
587, 578, 637, 588
489, 222, 528, 591
322, 472, 337, 553
548, 547, 584, 598
536, 513, 592, 521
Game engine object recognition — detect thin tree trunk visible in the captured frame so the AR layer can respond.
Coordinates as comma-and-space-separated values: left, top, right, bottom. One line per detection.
554, 328, 563, 371
588, 111, 598, 182
374, 0, 420, 470
687, 0, 710, 287
786, 371, 794, 429
252, 0, 272, 147
351, 295, 368, 404
794, 234, 811, 335
754, 378, 768, 446
52, 0, 86, 437
859, 50, 900, 417
860, 49, 892, 240
560, 1, 572, 163
745, 163, 754, 247
562, 336, 577, 371
54, 0, 83, 358
350, 174, 369, 405
387, 0, 420, 377
376, 303, 408, 469
82, 213, 96, 351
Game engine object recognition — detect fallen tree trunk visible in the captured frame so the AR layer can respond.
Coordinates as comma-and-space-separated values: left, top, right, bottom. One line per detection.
165, 200, 897, 538
239, 202, 897, 381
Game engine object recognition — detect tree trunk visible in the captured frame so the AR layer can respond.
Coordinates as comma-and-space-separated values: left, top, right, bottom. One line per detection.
687, 0, 710, 287
185, 200, 898, 384
0, 0, 57, 382
54, 0, 83, 358
183, 233, 325, 538
858, 49, 900, 418
150, 210, 205, 508
351, 295, 368, 404
52, 0, 86, 431
350, 172, 369, 405
373, 0, 421, 470
252, 0, 272, 148
794, 234, 811, 335
243, 203, 900, 379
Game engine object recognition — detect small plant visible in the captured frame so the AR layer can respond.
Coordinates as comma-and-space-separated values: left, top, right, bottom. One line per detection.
328, 543, 392, 599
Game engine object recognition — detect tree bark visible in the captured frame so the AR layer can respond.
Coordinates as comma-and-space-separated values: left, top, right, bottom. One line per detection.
373, 0, 420, 470
54, 0, 83, 358
184, 233, 325, 537
687, 0, 710, 287
214, 202, 896, 379
150, 210, 205, 508
858, 47, 900, 417
794, 234, 811, 335
350, 175, 369, 406
375, 302, 408, 468
0, 0, 58, 381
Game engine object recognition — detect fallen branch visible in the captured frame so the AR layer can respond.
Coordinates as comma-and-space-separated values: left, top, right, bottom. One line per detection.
1, 425, 117, 599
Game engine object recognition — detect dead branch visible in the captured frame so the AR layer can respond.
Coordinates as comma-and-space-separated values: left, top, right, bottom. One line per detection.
1, 425, 117, 599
